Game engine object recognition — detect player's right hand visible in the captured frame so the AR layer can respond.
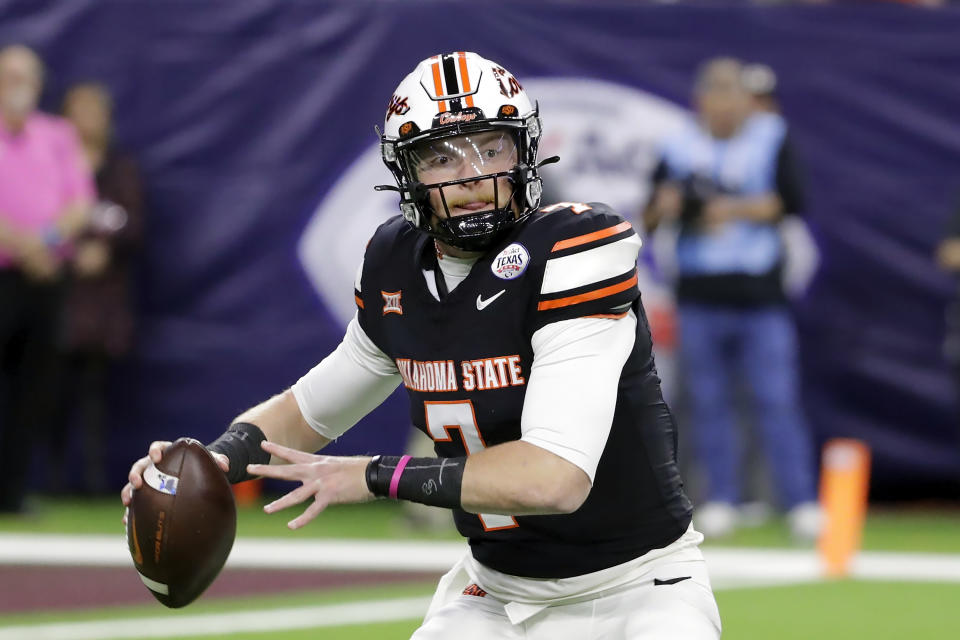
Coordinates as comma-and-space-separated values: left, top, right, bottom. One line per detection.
120, 440, 229, 524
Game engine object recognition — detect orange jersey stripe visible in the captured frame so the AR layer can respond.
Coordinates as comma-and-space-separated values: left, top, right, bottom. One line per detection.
538, 271, 638, 311
355, 295, 364, 309
431, 60, 447, 113
458, 52, 474, 108
551, 220, 633, 253
585, 311, 629, 320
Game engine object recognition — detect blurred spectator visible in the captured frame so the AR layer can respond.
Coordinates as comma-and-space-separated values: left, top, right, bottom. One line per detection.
0, 45, 94, 513
741, 62, 820, 301
50, 83, 143, 493
742, 63, 780, 114
644, 57, 821, 540
742, 62, 821, 520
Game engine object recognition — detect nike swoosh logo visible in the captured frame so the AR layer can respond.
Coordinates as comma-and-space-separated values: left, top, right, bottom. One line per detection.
476, 290, 506, 311
654, 576, 691, 586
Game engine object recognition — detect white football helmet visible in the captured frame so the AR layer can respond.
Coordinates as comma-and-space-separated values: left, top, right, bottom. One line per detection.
376, 52, 555, 251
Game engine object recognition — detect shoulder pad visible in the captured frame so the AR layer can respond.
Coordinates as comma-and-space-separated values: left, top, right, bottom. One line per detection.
522, 202, 642, 330
365, 215, 413, 256
361, 215, 420, 275
355, 215, 417, 352
526, 202, 636, 257
527, 201, 630, 243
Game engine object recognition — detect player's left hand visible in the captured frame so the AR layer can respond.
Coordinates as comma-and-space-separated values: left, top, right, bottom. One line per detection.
248, 441, 374, 530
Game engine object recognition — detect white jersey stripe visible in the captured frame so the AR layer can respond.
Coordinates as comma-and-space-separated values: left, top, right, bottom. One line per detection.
354, 259, 364, 293
540, 234, 642, 295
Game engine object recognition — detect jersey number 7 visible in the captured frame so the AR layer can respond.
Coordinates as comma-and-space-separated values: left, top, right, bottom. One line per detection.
424, 400, 519, 531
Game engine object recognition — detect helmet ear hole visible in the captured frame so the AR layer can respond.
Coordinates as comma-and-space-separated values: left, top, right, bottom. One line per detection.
525, 179, 543, 210
401, 202, 420, 227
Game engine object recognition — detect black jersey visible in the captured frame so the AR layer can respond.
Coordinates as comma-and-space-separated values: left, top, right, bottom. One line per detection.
357, 202, 692, 579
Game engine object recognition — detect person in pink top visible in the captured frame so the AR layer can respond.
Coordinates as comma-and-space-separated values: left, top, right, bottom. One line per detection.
0, 44, 95, 513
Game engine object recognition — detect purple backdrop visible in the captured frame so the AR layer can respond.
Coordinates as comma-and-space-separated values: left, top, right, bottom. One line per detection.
2, 0, 959, 498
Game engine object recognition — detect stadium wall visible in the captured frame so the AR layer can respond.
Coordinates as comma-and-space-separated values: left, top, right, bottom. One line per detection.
2, 0, 959, 496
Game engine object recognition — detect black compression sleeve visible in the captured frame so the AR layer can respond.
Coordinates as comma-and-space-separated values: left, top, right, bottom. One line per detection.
207, 422, 271, 484
365, 455, 465, 509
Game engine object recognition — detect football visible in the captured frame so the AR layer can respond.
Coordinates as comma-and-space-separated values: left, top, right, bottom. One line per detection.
126, 438, 237, 608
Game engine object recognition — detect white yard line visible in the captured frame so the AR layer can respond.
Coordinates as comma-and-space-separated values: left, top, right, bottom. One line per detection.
1, 533, 959, 585
0, 533, 467, 572
0, 596, 432, 640
851, 551, 960, 582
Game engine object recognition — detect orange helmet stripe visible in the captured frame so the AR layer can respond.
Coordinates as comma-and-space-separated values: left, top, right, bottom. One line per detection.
431, 60, 447, 113
457, 52, 474, 108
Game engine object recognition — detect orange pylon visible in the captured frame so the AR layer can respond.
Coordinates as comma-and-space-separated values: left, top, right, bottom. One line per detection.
818, 438, 871, 577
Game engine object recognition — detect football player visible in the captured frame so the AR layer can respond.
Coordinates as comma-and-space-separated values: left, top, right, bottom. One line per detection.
122, 52, 721, 639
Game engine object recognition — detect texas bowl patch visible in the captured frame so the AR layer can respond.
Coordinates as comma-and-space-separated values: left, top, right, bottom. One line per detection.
491, 243, 529, 280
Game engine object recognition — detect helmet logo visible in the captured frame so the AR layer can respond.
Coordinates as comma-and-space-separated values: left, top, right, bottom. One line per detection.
436, 111, 478, 125
399, 122, 414, 136
386, 95, 411, 121
500, 105, 516, 117
492, 67, 523, 99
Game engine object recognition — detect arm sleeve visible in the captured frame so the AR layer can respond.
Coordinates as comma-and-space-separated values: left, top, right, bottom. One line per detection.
520, 310, 637, 482
290, 313, 401, 440
775, 135, 806, 215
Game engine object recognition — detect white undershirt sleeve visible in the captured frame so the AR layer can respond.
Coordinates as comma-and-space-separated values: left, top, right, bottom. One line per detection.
291, 313, 401, 441
520, 310, 638, 483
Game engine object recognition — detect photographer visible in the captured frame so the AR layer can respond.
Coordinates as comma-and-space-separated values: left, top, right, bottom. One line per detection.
643, 58, 820, 540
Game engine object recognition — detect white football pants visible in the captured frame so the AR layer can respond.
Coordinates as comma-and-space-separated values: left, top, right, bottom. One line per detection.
410, 555, 721, 639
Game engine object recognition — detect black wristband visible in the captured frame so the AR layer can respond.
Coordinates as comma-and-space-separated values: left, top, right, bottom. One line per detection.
365, 455, 465, 509
207, 422, 271, 484
365, 455, 384, 497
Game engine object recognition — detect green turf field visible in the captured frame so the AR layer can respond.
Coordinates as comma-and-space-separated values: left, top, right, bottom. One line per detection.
179, 621, 422, 640
2, 498, 960, 639
1, 579, 958, 639
171, 582, 960, 640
